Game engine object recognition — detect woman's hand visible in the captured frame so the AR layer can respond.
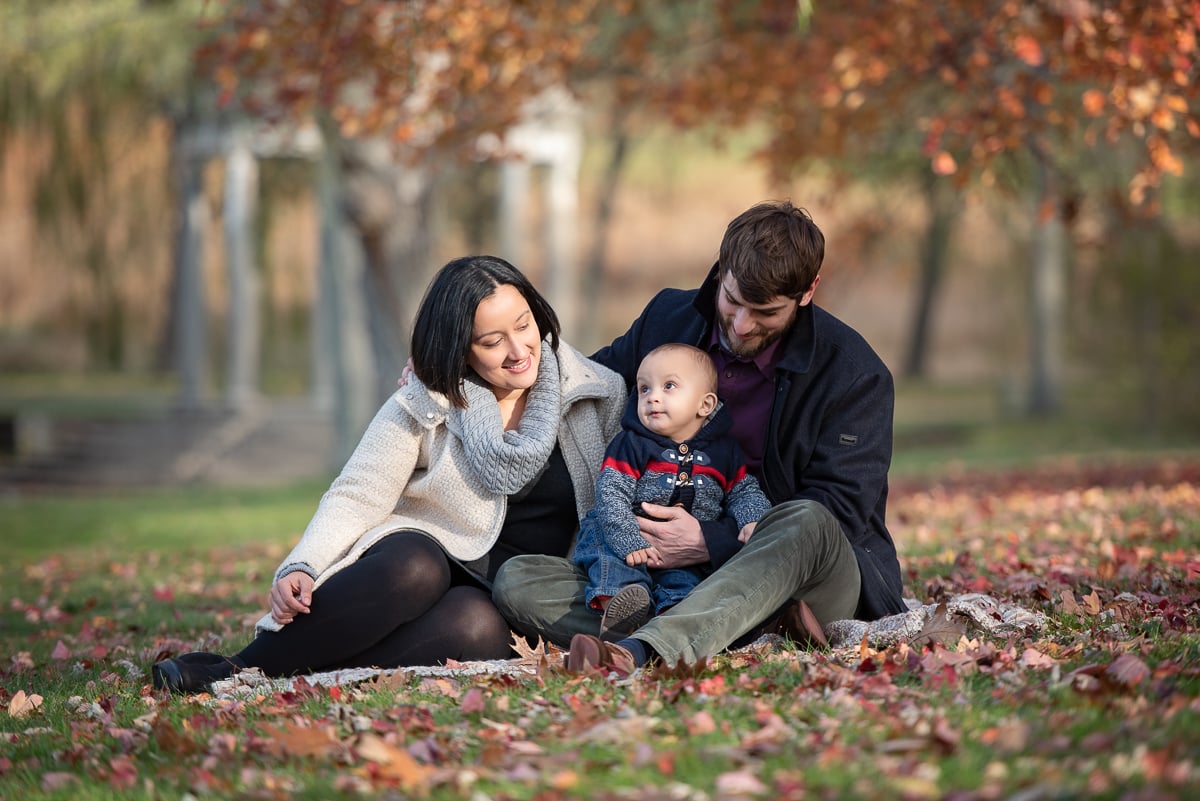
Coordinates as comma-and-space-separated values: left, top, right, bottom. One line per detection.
269, 572, 314, 625
738, 521, 757, 544
625, 546, 662, 567
636, 503, 708, 568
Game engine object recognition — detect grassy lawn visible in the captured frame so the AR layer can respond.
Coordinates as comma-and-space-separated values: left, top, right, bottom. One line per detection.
1, 393, 1198, 799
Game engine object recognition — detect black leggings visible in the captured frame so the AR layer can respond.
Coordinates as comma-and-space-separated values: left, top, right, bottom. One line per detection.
236, 531, 513, 676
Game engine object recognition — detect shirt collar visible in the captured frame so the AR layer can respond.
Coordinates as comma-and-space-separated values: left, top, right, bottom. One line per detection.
707, 325, 785, 378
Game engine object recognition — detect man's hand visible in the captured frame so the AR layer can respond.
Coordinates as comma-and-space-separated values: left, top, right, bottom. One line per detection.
269, 572, 314, 625
625, 546, 663, 567
636, 503, 708, 568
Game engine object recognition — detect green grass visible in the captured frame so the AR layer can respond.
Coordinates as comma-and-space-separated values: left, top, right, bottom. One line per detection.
1, 381, 1198, 800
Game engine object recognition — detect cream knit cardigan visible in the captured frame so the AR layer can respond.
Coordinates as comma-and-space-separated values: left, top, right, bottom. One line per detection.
255, 343, 625, 634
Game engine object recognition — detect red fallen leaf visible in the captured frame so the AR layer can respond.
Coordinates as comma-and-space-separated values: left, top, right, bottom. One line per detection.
51, 641, 70, 660
1106, 654, 1151, 688
460, 688, 485, 714
152, 586, 175, 602
106, 755, 138, 789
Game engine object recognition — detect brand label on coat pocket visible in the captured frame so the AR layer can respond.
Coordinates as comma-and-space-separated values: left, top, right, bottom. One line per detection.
839, 434, 859, 446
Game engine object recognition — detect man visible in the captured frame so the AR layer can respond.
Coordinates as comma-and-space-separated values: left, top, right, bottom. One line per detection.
493, 200, 907, 672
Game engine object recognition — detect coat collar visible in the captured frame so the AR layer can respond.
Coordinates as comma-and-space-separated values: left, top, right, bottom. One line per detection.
692, 262, 817, 375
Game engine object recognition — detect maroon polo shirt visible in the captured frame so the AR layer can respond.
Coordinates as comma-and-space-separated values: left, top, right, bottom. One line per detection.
706, 327, 784, 481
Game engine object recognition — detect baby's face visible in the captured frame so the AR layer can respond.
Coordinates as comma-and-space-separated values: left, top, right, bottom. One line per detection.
634, 351, 714, 442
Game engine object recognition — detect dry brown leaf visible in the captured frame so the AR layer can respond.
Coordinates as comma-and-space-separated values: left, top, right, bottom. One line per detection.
7, 690, 43, 719
912, 603, 967, 648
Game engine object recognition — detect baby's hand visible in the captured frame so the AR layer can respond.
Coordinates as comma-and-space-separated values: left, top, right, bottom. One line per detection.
737, 521, 757, 544
626, 547, 661, 566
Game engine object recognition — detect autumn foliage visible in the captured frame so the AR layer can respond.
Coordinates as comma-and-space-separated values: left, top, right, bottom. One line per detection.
202, 0, 1199, 203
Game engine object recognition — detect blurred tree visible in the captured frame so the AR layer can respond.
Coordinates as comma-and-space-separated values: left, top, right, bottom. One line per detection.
654, 0, 1198, 415
0, 0, 209, 370
205, 0, 1198, 422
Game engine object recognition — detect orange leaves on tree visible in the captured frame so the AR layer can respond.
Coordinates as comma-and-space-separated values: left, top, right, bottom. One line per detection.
1012, 33, 1045, 67
1082, 88, 1107, 116
931, 151, 958, 176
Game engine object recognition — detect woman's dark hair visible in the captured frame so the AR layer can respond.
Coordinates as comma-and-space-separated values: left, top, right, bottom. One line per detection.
411, 255, 560, 407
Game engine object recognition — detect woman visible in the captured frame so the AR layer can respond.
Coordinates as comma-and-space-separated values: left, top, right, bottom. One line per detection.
152, 256, 625, 692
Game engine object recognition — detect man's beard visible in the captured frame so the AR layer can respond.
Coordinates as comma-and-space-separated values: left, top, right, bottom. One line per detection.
718, 314, 789, 359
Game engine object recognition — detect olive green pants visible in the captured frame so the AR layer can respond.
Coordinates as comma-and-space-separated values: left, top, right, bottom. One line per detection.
493, 499, 861, 664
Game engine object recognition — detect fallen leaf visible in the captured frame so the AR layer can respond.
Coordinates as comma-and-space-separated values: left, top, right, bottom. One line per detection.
51, 641, 70, 660
459, 688, 485, 714
1020, 647, 1061, 669
716, 769, 768, 796
685, 710, 717, 735
41, 772, 78, 791
911, 603, 967, 648
355, 732, 434, 792
8, 690, 43, 719
259, 722, 344, 759
1060, 590, 1082, 615
1106, 654, 1150, 688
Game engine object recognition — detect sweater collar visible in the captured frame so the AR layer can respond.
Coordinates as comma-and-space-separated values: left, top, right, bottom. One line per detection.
692, 262, 816, 374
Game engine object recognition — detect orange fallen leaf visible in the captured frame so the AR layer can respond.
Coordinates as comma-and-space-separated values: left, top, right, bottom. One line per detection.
259, 722, 344, 759
355, 732, 434, 793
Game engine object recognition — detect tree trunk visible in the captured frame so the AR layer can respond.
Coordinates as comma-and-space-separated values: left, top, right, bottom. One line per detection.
222, 135, 262, 411
903, 171, 956, 379
172, 136, 210, 412
580, 118, 631, 351
1027, 151, 1067, 416
315, 127, 377, 465
339, 138, 436, 401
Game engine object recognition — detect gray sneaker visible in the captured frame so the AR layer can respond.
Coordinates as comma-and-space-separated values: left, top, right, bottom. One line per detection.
599, 584, 653, 642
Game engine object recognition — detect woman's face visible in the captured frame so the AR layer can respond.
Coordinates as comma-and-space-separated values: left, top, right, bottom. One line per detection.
467, 283, 542, 399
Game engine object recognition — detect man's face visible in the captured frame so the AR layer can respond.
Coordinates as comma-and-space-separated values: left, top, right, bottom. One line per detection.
715, 273, 817, 358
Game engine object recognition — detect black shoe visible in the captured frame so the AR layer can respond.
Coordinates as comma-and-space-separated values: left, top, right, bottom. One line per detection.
152, 652, 243, 693
599, 585, 653, 642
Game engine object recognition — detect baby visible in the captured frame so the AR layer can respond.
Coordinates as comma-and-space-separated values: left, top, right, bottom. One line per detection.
572, 343, 771, 640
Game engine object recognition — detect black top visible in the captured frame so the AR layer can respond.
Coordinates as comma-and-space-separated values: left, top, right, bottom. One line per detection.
461, 444, 576, 585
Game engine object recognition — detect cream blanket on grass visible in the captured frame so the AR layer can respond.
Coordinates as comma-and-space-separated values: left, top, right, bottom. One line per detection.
207, 593, 1047, 697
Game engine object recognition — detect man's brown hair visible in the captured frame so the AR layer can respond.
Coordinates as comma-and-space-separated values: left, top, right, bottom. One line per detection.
718, 200, 824, 304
